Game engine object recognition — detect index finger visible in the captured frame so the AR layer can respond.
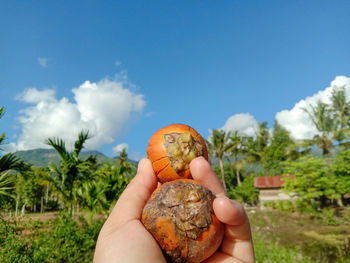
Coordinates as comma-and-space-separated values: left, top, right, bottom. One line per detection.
189, 157, 227, 197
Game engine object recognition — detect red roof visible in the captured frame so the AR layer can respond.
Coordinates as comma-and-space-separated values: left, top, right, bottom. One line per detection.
254, 175, 294, 189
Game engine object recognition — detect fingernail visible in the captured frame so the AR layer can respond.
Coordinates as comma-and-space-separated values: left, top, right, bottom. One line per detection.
137, 158, 147, 173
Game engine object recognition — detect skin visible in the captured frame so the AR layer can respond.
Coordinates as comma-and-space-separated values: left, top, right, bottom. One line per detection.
94, 157, 255, 263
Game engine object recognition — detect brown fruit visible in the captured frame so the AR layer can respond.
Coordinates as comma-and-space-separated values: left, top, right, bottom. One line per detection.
142, 179, 224, 263
147, 124, 208, 183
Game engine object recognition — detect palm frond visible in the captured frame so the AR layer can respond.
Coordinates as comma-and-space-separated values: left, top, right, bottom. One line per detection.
73, 130, 91, 159
0, 171, 15, 198
46, 137, 70, 162
0, 153, 30, 173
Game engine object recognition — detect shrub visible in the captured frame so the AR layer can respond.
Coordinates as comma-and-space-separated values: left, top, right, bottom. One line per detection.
254, 234, 310, 263
32, 212, 103, 263
228, 176, 259, 205
275, 200, 294, 213
0, 220, 33, 263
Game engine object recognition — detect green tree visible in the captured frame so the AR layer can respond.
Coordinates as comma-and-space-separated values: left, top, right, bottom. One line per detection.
245, 122, 270, 164
206, 129, 232, 190
46, 130, 95, 216
330, 87, 350, 146
262, 121, 298, 175
76, 180, 108, 219
0, 106, 29, 209
15, 168, 44, 214
0, 107, 29, 173
229, 131, 249, 186
0, 107, 5, 146
0, 171, 15, 200
331, 149, 350, 206
228, 176, 259, 205
117, 148, 128, 167
95, 162, 132, 204
283, 156, 338, 211
303, 101, 335, 157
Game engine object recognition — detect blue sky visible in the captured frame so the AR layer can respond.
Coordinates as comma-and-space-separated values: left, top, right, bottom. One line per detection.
1, 1, 350, 160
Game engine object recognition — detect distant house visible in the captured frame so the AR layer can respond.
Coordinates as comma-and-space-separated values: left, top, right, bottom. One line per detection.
254, 175, 295, 206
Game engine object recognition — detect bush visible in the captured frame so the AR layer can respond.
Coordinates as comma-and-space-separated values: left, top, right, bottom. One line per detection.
300, 231, 350, 263
32, 213, 103, 263
228, 176, 259, 205
254, 234, 310, 263
0, 220, 33, 263
275, 200, 294, 213
294, 198, 319, 214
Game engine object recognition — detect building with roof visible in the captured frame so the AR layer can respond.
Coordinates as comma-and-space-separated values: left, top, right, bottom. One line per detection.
254, 175, 295, 206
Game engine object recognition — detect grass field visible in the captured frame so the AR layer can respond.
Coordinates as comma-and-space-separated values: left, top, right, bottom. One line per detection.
248, 208, 350, 262
1, 208, 350, 262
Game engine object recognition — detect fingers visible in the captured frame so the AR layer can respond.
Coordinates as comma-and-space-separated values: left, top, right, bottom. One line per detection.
213, 197, 255, 263
213, 197, 246, 226
190, 158, 254, 262
103, 158, 158, 232
190, 157, 227, 197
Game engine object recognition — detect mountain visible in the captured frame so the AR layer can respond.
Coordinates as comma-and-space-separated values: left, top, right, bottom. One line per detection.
13, 148, 137, 167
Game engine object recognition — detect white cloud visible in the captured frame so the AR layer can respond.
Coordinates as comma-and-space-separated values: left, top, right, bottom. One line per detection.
275, 76, 350, 140
37, 57, 48, 68
129, 152, 144, 161
112, 143, 128, 155
16, 88, 56, 103
220, 113, 258, 137
115, 61, 122, 67
1, 142, 18, 153
13, 77, 146, 151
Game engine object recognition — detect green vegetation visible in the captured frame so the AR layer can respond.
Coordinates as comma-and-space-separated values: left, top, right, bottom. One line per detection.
1, 88, 350, 262
0, 213, 103, 263
13, 148, 114, 167
250, 209, 350, 262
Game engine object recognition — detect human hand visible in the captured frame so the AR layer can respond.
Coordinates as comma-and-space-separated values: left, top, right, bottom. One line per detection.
93, 158, 166, 263
94, 157, 255, 263
190, 157, 255, 263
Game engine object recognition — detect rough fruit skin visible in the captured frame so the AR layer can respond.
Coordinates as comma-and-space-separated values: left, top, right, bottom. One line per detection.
142, 179, 224, 263
147, 124, 208, 183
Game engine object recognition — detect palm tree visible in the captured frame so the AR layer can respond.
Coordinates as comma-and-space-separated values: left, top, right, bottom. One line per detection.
303, 101, 335, 157
206, 129, 233, 191
96, 162, 132, 203
116, 148, 133, 175
255, 122, 270, 156
117, 148, 128, 166
76, 179, 109, 220
0, 107, 5, 146
330, 87, 350, 146
229, 131, 249, 186
0, 106, 30, 173
0, 106, 30, 213
244, 122, 270, 165
46, 130, 93, 216
0, 171, 15, 200
0, 153, 30, 173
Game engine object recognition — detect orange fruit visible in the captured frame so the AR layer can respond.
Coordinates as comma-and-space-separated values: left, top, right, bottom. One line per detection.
142, 179, 224, 263
147, 124, 208, 183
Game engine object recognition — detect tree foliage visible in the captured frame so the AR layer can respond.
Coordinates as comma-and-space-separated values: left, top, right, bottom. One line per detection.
206, 129, 233, 190
283, 157, 339, 210
331, 149, 350, 202
261, 121, 303, 175
0, 106, 30, 204
46, 131, 96, 215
